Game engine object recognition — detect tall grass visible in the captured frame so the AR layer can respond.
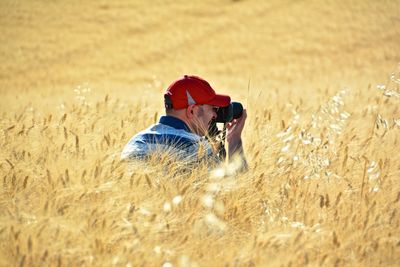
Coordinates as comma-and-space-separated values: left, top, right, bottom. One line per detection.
1, 0, 400, 265
1, 68, 399, 266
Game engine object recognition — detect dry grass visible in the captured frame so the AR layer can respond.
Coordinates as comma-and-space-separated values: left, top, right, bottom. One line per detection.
1, 0, 400, 266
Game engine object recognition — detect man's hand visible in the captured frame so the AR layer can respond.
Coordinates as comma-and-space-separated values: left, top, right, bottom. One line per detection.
226, 109, 247, 159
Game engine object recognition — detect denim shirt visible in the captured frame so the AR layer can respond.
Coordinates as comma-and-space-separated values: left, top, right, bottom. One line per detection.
121, 116, 219, 164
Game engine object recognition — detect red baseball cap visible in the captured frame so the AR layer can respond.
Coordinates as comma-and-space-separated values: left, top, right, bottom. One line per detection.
164, 75, 231, 109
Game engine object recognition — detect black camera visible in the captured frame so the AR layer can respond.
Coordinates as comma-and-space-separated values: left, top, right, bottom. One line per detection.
207, 101, 243, 159
215, 102, 244, 123
208, 101, 243, 138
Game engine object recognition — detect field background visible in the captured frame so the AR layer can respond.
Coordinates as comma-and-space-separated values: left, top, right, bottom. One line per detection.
1, 0, 400, 266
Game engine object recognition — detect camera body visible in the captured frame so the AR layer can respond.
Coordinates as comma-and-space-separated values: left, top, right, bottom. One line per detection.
214, 102, 243, 123
208, 101, 243, 139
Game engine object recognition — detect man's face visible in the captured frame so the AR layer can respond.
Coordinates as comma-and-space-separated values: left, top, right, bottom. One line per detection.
187, 104, 218, 136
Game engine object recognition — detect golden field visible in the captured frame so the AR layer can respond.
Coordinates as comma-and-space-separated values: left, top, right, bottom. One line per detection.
1, 0, 400, 266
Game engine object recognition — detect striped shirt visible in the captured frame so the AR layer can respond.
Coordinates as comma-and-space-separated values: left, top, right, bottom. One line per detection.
121, 116, 219, 165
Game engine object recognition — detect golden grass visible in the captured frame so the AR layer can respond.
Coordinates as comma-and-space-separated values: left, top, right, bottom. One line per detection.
1, 0, 400, 266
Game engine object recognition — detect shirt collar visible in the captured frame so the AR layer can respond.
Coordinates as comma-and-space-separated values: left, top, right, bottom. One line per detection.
159, 116, 191, 133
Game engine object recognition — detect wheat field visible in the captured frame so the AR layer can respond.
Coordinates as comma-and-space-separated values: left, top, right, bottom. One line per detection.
1, 0, 400, 266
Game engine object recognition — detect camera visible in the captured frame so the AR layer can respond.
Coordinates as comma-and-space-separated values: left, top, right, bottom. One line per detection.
208, 101, 243, 138
215, 102, 243, 123
207, 101, 243, 159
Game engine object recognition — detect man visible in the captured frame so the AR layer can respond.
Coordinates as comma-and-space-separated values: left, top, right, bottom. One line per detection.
121, 75, 247, 168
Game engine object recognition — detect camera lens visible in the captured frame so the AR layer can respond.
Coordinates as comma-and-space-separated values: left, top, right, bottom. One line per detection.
231, 102, 243, 120
214, 101, 243, 123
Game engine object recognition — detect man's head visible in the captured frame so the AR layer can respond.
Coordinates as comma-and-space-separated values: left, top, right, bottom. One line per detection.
164, 75, 231, 136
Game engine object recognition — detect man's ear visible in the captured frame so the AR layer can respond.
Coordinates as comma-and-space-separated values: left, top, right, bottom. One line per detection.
186, 105, 195, 118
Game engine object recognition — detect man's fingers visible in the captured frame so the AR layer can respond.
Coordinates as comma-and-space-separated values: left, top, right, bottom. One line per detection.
241, 109, 247, 120
227, 109, 247, 129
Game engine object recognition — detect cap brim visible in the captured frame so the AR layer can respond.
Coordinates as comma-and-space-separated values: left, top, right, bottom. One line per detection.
208, 94, 231, 107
